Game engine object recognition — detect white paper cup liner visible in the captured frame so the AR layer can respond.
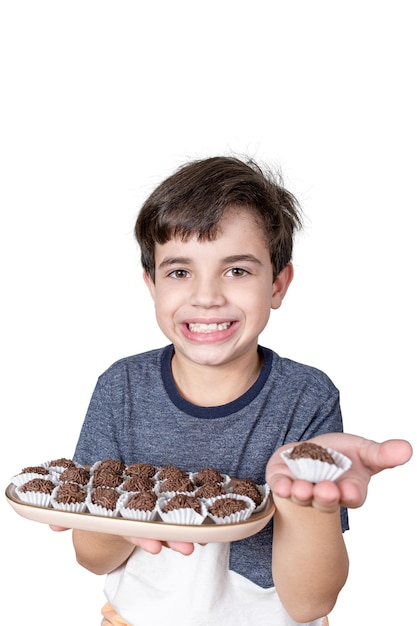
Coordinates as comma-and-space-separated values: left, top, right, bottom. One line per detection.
89, 461, 103, 473
157, 496, 207, 525
11, 470, 52, 487
254, 483, 271, 512
51, 499, 87, 513
15, 483, 54, 507
205, 494, 255, 524
227, 481, 270, 512
86, 490, 122, 517
118, 493, 159, 521
119, 507, 158, 522
280, 447, 352, 482
156, 489, 197, 499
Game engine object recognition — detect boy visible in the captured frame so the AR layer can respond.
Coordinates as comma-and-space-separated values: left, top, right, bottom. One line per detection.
66, 156, 412, 626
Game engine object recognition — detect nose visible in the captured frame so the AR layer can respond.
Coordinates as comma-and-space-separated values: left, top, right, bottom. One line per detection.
189, 276, 226, 308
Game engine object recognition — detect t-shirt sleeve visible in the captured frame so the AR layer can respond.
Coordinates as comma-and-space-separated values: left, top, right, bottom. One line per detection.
73, 374, 123, 465
301, 388, 344, 439
308, 390, 349, 532
279, 381, 349, 533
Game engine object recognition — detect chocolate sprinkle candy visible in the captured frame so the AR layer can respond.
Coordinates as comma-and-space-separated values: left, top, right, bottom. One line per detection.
288, 442, 335, 464
20, 478, 56, 494
195, 483, 226, 499
160, 476, 194, 493
20, 466, 50, 476
55, 483, 86, 504
164, 494, 201, 514
92, 469, 124, 488
208, 497, 248, 517
126, 491, 157, 511
194, 467, 223, 486
230, 479, 263, 507
122, 475, 154, 492
158, 465, 187, 480
95, 459, 125, 474
49, 458, 76, 469
91, 487, 120, 510
125, 463, 157, 479
60, 467, 91, 485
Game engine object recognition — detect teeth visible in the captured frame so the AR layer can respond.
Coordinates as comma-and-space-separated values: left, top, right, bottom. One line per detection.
188, 322, 231, 333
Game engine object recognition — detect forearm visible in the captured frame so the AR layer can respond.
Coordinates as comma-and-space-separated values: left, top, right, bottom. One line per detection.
272, 496, 349, 623
72, 529, 136, 575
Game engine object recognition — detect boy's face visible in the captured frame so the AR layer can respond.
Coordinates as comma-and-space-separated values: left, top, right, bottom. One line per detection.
144, 207, 293, 369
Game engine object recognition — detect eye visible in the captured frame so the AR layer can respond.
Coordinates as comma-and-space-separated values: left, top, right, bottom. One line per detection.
168, 269, 190, 279
225, 267, 249, 278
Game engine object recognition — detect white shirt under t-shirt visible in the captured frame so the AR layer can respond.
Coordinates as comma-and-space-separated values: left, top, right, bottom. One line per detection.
104, 542, 325, 626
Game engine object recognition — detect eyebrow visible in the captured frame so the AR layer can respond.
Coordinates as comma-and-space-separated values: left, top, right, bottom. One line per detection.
158, 256, 193, 269
158, 254, 262, 269
222, 254, 262, 265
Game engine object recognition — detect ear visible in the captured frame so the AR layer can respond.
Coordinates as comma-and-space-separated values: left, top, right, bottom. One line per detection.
143, 271, 156, 301
271, 263, 294, 310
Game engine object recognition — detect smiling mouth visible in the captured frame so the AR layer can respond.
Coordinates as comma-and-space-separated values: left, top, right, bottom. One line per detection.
187, 322, 233, 333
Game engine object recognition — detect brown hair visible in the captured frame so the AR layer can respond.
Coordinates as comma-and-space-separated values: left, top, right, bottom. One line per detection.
135, 156, 303, 281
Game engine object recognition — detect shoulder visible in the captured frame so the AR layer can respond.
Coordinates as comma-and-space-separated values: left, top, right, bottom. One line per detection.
264, 347, 339, 394
97, 345, 170, 383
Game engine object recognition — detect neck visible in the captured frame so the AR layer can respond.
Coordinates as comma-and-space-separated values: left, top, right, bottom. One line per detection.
171, 349, 262, 406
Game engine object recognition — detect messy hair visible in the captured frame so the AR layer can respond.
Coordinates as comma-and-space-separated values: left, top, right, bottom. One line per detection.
135, 156, 303, 281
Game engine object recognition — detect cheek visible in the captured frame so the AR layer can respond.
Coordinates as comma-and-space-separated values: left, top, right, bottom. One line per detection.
243, 289, 269, 315
249, 282, 275, 306
153, 290, 180, 319
251, 286, 275, 322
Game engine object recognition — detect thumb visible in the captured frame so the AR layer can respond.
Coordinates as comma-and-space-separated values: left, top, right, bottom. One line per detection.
360, 439, 412, 474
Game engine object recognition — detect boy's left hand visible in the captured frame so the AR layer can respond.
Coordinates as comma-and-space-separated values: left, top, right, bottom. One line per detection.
266, 434, 412, 513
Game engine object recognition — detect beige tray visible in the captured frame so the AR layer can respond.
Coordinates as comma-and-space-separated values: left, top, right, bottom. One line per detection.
5, 484, 275, 543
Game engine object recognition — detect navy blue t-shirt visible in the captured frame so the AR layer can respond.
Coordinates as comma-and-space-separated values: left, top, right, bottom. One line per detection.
74, 345, 348, 588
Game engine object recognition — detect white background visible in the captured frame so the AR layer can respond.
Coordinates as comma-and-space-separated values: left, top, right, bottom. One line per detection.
1, 2, 415, 624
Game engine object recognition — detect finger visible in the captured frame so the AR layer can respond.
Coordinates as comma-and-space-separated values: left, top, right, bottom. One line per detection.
364, 439, 413, 473
290, 480, 339, 509
310, 481, 342, 513
125, 537, 196, 556
165, 541, 195, 555
336, 477, 368, 508
290, 479, 315, 505
126, 537, 163, 554
49, 525, 70, 532
267, 475, 293, 498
